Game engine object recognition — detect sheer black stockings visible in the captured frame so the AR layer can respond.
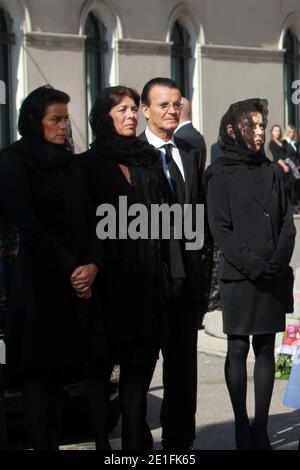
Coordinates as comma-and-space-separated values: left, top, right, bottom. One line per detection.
225, 334, 275, 450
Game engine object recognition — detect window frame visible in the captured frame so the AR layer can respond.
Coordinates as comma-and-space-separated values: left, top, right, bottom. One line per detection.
171, 20, 192, 99
84, 12, 108, 145
0, 8, 15, 149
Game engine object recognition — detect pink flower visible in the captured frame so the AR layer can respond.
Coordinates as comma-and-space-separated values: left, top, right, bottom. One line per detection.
286, 324, 299, 338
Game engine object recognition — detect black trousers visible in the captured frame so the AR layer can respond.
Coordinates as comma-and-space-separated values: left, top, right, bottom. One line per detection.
160, 288, 198, 448
89, 357, 157, 450
23, 368, 64, 450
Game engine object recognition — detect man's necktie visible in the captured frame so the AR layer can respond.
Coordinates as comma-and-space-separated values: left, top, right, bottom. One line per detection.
162, 144, 185, 204
163, 143, 173, 165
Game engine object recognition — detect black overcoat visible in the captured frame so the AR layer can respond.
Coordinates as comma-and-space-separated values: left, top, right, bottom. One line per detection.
139, 132, 211, 314
78, 148, 172, 364
174, 123, 207, 188
0, 142, 104, 375
206, 161, 296, 334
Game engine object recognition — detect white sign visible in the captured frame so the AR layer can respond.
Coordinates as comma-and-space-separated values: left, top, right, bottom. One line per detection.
0, 339, 6, 365
0, 80, 5, 105
292, 80, 300, 105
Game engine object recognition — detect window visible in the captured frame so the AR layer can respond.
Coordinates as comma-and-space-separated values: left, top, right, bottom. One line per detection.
0, 9, 14, 149
171, 20, 191, 98
284, 28, 300, 128
85, 12, 107, 144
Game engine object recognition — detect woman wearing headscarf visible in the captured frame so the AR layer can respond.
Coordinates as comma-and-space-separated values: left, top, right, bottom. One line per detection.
206, 99, 296, 450
0, 85, 104, 449
78, 86, 182, 450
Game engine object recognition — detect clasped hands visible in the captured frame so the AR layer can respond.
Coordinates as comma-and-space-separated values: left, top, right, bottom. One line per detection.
70, 263, 99, 300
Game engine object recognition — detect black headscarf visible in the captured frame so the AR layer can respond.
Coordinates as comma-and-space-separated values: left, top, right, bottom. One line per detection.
6, 136, 92, 264
89, 93, 169, 279
217, 98, 270, 167
88, 91, 172, 339
89, 93, 159, 167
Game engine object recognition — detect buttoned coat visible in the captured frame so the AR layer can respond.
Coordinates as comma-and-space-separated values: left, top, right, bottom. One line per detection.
0, 142, 104, 376
206, 161, 295, 288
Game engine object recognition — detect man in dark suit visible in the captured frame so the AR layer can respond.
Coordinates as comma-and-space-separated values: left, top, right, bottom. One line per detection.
174, 97, 207, 188
210, 142, 223, 163
139, 77, 207, 450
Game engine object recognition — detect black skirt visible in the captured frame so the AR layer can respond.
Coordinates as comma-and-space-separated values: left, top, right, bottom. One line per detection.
220, 277, 288, 335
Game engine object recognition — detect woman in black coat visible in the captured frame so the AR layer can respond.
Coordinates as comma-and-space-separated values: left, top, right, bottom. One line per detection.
269, 124, 300, 212
79, 86, 180, 450
206, 99, 296, 450
269, 124, 289, 166
0, 86, 104, 449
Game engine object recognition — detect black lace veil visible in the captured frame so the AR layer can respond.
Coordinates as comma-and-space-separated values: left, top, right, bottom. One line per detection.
218, 98, 268, 163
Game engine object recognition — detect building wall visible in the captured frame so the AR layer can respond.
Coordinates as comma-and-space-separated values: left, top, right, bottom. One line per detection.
201, 46, 285, 147
1, 0, 300, 156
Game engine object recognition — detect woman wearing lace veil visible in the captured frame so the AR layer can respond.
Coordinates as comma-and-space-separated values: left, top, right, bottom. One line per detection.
206, 99, 296, 449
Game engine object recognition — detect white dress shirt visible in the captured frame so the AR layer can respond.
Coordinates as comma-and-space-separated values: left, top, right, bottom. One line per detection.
286, 137, 297, 153
145, 127, 185, 182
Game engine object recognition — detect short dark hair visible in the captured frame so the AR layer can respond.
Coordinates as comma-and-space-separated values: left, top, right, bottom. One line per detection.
89, 85, 140, 137
18, 85, 70, 138
141, 77, 180, 106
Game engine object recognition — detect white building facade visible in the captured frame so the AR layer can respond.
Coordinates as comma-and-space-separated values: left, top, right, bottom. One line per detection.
0, 0, 300, 156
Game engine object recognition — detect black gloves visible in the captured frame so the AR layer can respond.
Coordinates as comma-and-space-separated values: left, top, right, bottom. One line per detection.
262, 259, 286, 280
172, 278, 185, 298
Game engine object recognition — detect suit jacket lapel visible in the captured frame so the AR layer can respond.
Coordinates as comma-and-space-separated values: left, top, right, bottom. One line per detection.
140, 131, 194, 204
175, 138, 194, 204
179, 148, 193, 204
138, 131, 147, 143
